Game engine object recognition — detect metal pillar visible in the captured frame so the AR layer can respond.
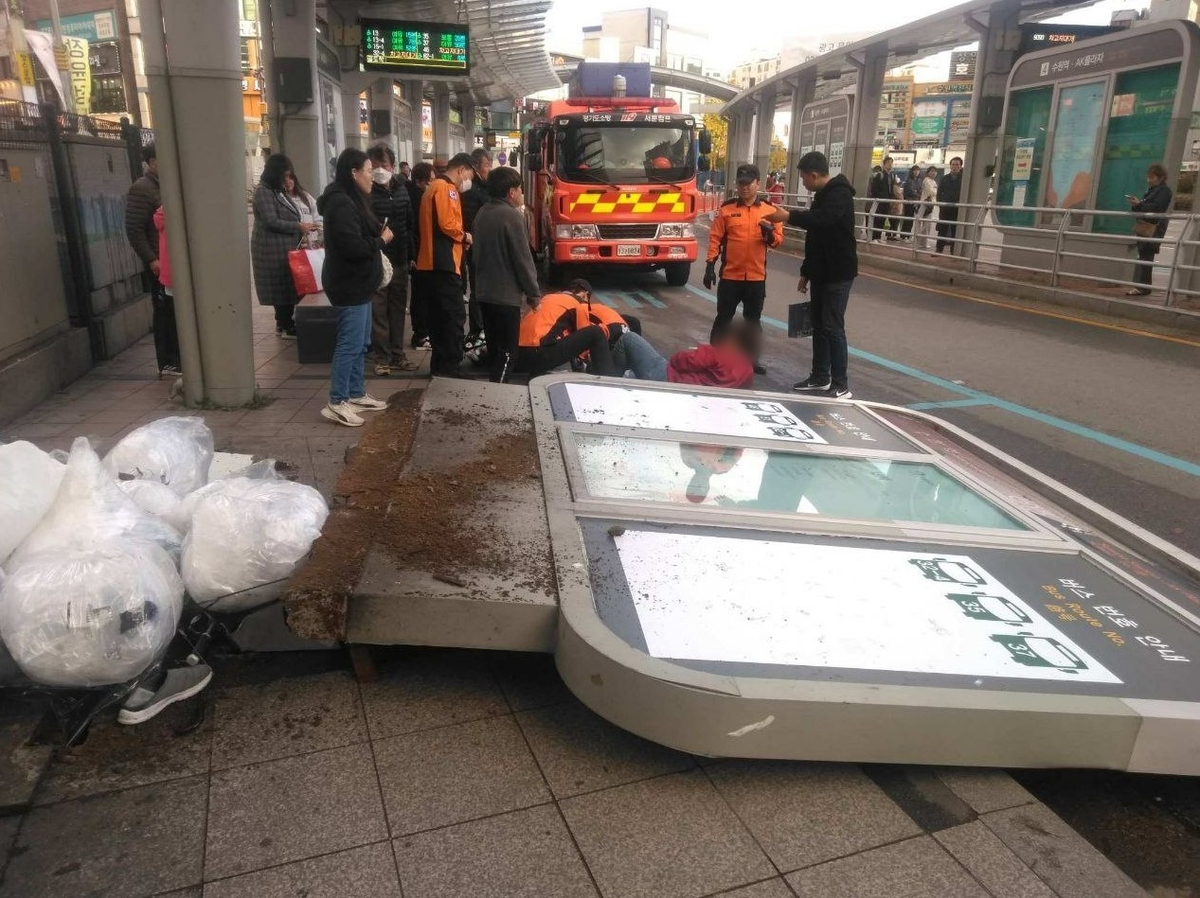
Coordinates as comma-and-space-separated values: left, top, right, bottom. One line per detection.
369, 78, 395, 151
266, 0, 321, 192
725, 108, 753, 188
406, 80, 426, 160
846, 42, 888, 196
752, 86, 777, 179
143, 0, 255, 406
432, 85, 451, 164
964, 0, 1022, 210
460, 95, 477, 149
340, 72, 375, 153
786, 77, 816, 182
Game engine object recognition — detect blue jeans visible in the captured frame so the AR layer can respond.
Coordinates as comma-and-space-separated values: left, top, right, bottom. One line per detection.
613, 331, 669, 381
809, 279, 853, 390
330, 301, 372, 404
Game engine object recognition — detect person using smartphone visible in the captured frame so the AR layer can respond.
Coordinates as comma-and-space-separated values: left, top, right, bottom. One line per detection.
1126, 164, 1173, 296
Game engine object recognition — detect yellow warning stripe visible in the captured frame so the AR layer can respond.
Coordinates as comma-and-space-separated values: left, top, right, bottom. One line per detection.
568, 192, 688, 214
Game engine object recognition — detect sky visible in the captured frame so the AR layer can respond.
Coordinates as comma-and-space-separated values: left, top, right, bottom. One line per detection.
546, 0, 1150, 75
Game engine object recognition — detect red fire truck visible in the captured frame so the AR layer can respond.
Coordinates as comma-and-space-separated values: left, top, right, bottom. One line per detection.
522, 63, 711, 287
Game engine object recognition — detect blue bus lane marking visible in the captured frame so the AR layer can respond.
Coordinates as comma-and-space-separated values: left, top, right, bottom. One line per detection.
682, 283, 1200, 479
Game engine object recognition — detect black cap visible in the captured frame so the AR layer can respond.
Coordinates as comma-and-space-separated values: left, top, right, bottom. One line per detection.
735, 163, 760, 184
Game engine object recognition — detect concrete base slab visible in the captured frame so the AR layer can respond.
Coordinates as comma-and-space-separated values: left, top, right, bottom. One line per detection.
0, 326, 93, 428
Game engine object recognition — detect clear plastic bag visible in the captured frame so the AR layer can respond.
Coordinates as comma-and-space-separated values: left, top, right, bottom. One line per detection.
182, 478, 328, 611
118, 479, 184, 527
103, 416, 214, 496
0, 441, 66, 566
0, 541, 184, 687
7, 438, 182, 573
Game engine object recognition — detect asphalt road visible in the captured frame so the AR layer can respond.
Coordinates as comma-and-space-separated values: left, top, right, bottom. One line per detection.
575, 234, 1200, 559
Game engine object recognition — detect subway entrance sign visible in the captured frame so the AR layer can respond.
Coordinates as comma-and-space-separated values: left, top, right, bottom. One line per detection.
359, 18, 470, 76
534, 376, 1200, 773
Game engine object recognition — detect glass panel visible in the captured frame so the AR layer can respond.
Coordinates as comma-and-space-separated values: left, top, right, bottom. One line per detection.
1044, 80, 1106, 226
1094, 64, 1178, 235
574, 434, 1029, 530
996, 86, 1052, 227
559, 123, 696, 184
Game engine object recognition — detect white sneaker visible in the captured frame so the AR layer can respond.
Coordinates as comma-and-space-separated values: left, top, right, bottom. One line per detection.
322, 401, 365, 427
118, 664, 213, 725
348, 393, 388, 411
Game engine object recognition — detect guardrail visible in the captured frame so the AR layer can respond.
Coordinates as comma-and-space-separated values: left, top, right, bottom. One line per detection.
709, 187, 1197, 308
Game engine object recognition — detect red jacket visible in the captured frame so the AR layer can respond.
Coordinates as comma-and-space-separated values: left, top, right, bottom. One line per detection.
153, 206, 172, 289
668, 344, 754, 389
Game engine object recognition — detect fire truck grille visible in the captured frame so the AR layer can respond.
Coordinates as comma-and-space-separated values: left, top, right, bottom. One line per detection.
597, 224, 659, 240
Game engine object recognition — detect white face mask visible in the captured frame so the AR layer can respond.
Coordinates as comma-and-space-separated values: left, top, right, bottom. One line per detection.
459, 177, 473, 193
371, 168, 392, 185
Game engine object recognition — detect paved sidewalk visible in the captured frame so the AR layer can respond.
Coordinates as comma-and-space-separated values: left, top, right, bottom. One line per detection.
0, 306, 1149, 897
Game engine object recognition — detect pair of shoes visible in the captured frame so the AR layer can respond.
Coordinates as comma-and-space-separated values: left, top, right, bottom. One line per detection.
374, 361, 392, 376
752, 363, 767, 375
411, 337, 432, 351
793, 375, 831, 392
349, 393, 388, 411
390, 355, 419, 372
118, 664, 213, 725
826, 385, 853, 400
1125, 288, 1151, 296
276, 327, 297, 340
159, 364, 183, 378
322, 401, 365, 427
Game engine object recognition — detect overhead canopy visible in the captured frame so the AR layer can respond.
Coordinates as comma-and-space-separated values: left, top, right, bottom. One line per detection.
351, 0, 561, 103
722, 0, 1098, 113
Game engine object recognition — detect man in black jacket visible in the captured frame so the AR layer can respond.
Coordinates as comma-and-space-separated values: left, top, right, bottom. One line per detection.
366, 144, 415, 374
461, 147, 493, 339
868, 157, 898, 242
936, 156, 963, 254
124, 145, 181, 377
767, 151, 858, 399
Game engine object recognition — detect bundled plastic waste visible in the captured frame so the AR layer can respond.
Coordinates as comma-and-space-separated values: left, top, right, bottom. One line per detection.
182, 477, 328, 611
6, 438, 182, 572
0, 542, 184, 687
0, 441, 65, 566
103, 416, 214, 496
118, 479, 186, 531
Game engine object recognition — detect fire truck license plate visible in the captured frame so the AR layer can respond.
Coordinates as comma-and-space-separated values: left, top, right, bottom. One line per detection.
617, 244, 641, 257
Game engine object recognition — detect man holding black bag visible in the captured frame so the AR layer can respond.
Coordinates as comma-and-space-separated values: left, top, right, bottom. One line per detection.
767, 151, 857, 399
703, 163, 783, 376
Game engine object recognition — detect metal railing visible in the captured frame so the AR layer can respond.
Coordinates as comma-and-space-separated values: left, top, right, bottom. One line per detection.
713, 188, 1198, 308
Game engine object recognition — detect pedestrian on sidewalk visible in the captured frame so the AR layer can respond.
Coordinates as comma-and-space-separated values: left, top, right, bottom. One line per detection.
125, 145, 181, 378
251, 154, 318, 339
767, 151, 857, 400
417, 153, 475, 377
407, 162, 434, 351
461, 147, 493, 341
702, 162, 783, 376
901, 165, 922, 239
936, 156, 963, 254
1126, 163, 1173, 296
916, 166, 939, 250
472, 166, 541, 382
366, 144, 416, 374
316, 148, 393, 427
869, 157, 899, 242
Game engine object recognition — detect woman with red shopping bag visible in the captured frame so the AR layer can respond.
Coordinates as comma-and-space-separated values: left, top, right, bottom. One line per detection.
315, 148, 394, 427
251, 154, 319, 338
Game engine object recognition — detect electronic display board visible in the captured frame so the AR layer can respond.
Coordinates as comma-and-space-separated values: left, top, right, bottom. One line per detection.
360, 18, 470, 76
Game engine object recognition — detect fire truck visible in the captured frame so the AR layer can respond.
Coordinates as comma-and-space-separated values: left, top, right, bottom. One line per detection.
522, 62, 711, 287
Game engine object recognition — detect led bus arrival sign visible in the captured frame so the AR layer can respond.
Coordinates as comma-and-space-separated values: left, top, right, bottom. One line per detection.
360, 18, 470, 76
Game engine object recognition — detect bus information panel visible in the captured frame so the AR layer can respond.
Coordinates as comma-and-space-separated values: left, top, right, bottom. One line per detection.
360, 19, 470, 76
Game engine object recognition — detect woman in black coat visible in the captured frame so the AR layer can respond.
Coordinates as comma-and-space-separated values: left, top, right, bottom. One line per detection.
315, 148, 395, 427
1126, 163, 1173, 296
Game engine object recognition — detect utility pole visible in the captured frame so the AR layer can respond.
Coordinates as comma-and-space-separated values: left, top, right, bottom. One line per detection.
46, 0, 77, 114
4, 1, 40, 104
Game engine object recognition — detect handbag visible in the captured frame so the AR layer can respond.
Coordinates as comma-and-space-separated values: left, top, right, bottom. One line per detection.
788, 301, 813, 338
378, 251, 394, 290
287, 246, 324, 296
1133, 219, 1157, 238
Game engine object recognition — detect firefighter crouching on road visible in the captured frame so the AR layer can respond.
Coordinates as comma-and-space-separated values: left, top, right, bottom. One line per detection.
703, 163, 783, 376
515, 280, 621, 377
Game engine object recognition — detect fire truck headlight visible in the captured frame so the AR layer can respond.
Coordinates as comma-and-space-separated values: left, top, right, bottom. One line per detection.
657, 223, 695, 239
555, 224, 599, 241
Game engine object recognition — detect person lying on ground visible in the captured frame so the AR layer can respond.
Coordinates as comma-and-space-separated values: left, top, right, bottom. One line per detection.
612, 320, 757, 389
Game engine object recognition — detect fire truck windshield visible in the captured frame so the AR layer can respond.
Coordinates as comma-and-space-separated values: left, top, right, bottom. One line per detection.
558, 123, 696, 185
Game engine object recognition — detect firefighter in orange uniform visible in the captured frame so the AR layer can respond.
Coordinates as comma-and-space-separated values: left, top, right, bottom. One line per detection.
417, 152, 475, 376
515, 280, 619, 377
703, 163, 783, 375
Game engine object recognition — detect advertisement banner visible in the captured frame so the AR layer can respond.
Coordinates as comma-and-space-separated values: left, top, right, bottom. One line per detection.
64, 36, 91, 114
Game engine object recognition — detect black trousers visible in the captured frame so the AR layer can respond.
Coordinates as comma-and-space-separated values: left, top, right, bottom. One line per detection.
464, 249, 484, 334
711, 278, 766, 344
516, 325, 617, 377
1134, 241, 1157, 288
480, 302, 521, 382
936, 207, 960, 253
149, 276, 180, 370
425, 270, 466, 375
410, 269, 430, 345
273, 303, 296, 330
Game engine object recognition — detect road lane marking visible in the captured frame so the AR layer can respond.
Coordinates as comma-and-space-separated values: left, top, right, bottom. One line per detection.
633, 289, 667, 309
681, 282, 1200, 479
908, 399, 994, 410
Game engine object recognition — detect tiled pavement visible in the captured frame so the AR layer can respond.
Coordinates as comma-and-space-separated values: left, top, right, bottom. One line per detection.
0, 306, 1149, 897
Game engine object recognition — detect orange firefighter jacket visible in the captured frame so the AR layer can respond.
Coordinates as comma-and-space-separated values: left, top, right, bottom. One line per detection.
706, 197, 784, 281
417, 176, 466, 275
